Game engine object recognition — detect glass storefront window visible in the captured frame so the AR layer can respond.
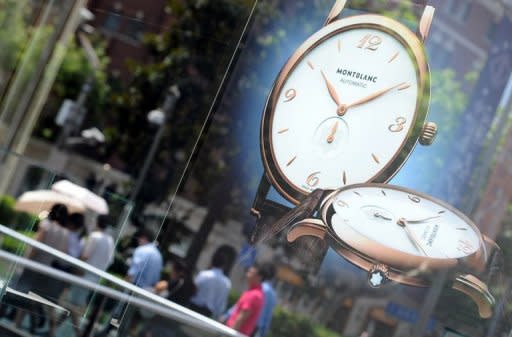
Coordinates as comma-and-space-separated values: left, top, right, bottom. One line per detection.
0, 1, 512, 337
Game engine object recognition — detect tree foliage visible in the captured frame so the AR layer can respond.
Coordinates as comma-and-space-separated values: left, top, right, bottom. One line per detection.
268, 307, 342, 337
86, 0, 256, 206
36, 37, 110, 141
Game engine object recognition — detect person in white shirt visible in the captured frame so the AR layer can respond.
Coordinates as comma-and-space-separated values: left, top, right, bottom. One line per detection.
66, 215, 114, 336
189, 252, 232, 319
80, 215, 114, 280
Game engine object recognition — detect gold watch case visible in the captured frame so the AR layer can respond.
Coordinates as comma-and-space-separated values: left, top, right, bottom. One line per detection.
324, 184, 487, 274
286, 183, 496, 318
260, 15, 432, 205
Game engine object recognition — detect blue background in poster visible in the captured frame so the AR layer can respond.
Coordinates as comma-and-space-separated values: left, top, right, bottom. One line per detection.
222, 1, 510, 287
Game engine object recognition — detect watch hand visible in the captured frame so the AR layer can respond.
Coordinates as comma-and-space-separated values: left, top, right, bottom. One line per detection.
373, 212, 392, 221
397, 218, 428, 256
339, 82, 407, 114
320, 70, 345, 115
401, 215, 441, 224
326, 121, 339, 143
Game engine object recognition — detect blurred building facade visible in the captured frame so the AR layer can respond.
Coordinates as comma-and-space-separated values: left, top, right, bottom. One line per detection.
86, 0, 170, 81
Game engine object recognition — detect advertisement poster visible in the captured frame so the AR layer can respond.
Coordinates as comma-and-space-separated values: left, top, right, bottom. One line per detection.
177, 1, 512, 337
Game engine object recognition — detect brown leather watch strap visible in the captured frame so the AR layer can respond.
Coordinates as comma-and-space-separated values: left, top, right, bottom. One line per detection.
249, 175, 329, 245
250, 175, 291, 244
343, 0, 428, 28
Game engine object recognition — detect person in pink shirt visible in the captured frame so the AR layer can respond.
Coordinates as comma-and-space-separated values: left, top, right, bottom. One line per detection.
226, 264, 266, 336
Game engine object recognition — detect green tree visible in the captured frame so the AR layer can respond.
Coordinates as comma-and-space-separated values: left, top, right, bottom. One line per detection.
35, 37, 110, 142
89, 0, 256, 206
0, 0, 110, 144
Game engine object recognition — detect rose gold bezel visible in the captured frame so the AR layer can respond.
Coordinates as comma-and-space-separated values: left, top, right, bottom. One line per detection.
320, 183, 487, 272
261, 15, 431, 205
327, 237, 429, 287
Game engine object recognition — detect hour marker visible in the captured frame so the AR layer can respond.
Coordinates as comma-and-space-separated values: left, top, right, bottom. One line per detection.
342, 171, 347, 185
307, 60, 315, 70
337, 200, 348, 207
284, 88, 296, 102
457, 228, 467, 231
307, 171, 320, 187
398, 83, 411, 91
371, 153, 380, 164
381, 190, 387, 196
357, 34, 382, 51
438, 210, 445, 214
287, 156, 297, 166
388, 51, 399, 63
354, 191, 361, 197
389, 117, 407, 133
408, 195, 421, 203
278, 128, 289, 134
338, 39, 341, 53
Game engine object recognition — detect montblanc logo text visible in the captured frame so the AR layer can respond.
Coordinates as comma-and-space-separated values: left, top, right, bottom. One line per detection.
337, 68, 378, 83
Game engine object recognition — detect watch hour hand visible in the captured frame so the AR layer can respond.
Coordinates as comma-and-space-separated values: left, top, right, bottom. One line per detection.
373, 212, 392, 221
320, 70, 345, 115
251, 189, 325, 244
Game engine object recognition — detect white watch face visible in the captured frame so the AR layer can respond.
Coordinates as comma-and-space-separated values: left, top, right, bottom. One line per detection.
270, 26, 420, 193
329, 185, 481, 259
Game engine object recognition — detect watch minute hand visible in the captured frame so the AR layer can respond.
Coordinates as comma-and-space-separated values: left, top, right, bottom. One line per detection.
397, 218, 428, 256
403, 225, 428, 256
402, 215, 441, 224
345, 82, 407, 110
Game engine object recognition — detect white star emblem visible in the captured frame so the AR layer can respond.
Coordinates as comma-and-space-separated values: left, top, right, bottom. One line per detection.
369, 272, 384, 287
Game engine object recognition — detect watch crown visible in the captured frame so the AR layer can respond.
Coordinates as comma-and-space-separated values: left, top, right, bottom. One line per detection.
419, 122, 437, 146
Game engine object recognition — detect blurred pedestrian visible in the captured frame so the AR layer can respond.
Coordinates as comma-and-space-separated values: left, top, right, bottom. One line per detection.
63, 215, 114, 336
254, 263, 277, 337
125, 227, 163, 288
80, 215, 115, 280
154, 259, 196, 306
189, 251, 231, 319
225, 264, 265, 336
96, 227, 162, 337
16, 203, 69, 336
143, 260, 197, 337
66, 212, 85, 259
222, 263, 277, 337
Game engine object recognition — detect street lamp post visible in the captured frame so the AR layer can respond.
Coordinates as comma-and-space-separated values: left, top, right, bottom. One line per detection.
117, 85, 181, 229
129, 85, 181, 203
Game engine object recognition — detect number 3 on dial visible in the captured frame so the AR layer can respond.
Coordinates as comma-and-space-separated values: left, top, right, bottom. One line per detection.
389, 117, 407, 132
